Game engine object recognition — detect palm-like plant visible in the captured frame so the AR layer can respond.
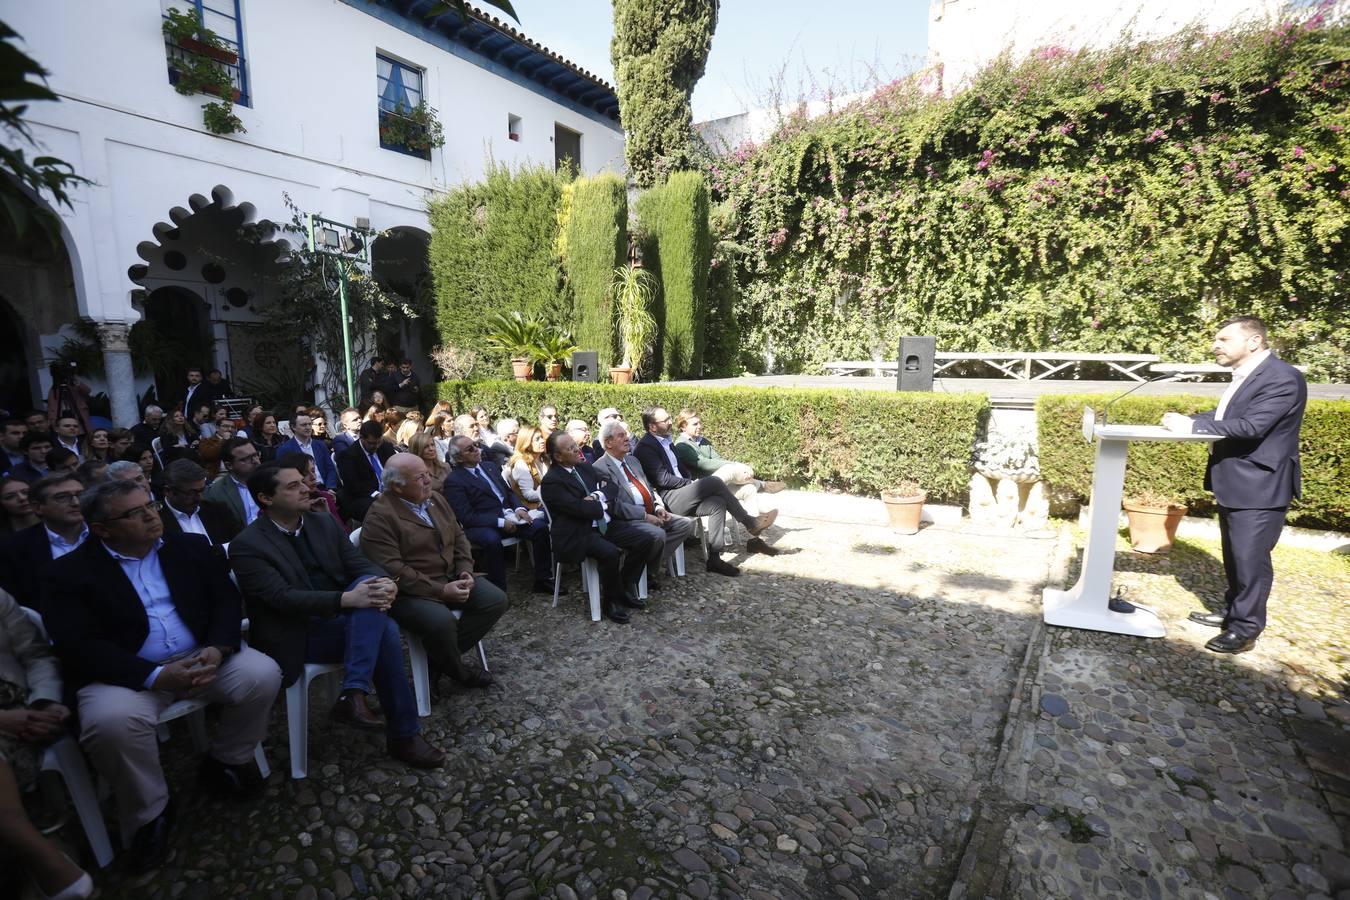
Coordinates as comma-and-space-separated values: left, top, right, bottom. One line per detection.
484, 310, 544, 361
532, 327, 579, 366
611, 265, 658, 374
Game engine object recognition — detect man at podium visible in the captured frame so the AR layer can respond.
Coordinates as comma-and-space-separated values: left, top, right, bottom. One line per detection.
1161, 316, 1307, 655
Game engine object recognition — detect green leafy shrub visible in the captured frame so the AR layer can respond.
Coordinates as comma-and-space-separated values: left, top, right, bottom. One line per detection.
1037, 394, 1350, 530
439, 380, 988, 502
429, 162, 571, 376
562, 174, 628, 370
636, 171, 712, 380
712, 14, 1350, 379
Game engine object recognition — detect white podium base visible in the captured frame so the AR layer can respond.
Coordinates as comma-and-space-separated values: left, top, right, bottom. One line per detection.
1042, 586, 1166, 638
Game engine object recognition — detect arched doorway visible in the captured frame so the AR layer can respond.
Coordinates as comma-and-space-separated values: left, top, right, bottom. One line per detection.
0, 297, 33, 415
136, 286, 212, 410
371, 226, 435, 384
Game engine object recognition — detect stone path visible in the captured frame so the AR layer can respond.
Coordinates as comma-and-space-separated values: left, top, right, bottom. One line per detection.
75, 498, 1056, 899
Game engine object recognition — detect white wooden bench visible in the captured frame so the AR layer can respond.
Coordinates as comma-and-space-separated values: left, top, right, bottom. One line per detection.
824, 352, 1161, 381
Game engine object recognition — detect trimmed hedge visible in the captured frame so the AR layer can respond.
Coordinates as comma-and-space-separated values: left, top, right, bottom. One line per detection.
439, 380, 989, 503
637, 172, 712, 380
1037, 394, 1350, 531
562, 174, 628, 371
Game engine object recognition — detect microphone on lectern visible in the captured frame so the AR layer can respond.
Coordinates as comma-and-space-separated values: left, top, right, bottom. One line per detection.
1100, 373, 1185, 427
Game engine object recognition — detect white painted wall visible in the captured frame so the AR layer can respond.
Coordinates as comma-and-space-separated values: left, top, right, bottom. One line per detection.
7, 0, 624, 417
928, 0, 1285, 92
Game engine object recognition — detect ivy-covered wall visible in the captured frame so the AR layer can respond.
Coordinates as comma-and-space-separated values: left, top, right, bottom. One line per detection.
637, 171, 712, 380
428, 162, 570, 374
562, 174, 628, 370
711, 15, 1350, 380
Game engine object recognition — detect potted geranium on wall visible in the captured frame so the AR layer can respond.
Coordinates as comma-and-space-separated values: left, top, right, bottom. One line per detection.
1122, 489, 1188, 553
881, 481, 926, 534
485, 311, 543, 382
161, 8, 244, 135
610, 264, 657, 384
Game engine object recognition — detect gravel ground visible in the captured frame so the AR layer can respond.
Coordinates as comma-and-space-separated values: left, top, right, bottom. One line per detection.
56, 499, 1056, 900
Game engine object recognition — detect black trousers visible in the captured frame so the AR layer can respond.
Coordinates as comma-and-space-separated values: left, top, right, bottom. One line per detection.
1218, 505, 1287, 639
466, 518, 552, 590
661, 478, 753, 552
605, 520, 664, 591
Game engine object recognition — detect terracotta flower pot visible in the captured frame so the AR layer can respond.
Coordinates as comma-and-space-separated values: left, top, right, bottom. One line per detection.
609, 366, 634, 385
880, 489, 926, 534
511, 357, 534, 382
1122, 500, 1188, 553
178, 36, 238, 65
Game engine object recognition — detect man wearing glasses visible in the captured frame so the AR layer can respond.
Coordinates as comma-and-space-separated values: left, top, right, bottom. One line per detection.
0, 473, 88, 614
44, 480, 282, 871
204, 437, 264, 540
159, 459, 237, 549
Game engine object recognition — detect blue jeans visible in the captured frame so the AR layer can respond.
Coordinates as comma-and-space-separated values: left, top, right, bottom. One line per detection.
305, 609, 419, 739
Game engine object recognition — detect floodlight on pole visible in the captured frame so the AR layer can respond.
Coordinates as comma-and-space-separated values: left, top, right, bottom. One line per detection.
305, 214, 372, 407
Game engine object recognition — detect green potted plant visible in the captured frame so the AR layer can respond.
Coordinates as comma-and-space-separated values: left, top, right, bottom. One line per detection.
533, 328, 579, 382
162, 8, 238, 63
484, 311, 543, 381
610, 264, 657, 384
881, 481, 926, 534
161, 9, 244, 135
379, 101, 446, 154
1122, 489, 1188, 554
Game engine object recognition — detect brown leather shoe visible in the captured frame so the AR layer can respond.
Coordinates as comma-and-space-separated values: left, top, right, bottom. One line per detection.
746, 509, 779, 536
761, 481, 787, 494
330, 691, 385, 731
388, 734, 444, 769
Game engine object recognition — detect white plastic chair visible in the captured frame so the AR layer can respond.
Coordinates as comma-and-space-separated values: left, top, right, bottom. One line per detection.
540, 498, 603, 621
39, 737, 114, 867
284, 661, 344, 779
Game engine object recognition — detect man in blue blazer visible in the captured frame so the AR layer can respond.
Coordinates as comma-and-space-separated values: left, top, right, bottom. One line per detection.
443, 435, 554, 593
274, 412, 336, 489
1163, 316, 1307, 654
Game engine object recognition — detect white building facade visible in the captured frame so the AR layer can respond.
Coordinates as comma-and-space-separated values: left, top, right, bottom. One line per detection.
5, 0, 624, 425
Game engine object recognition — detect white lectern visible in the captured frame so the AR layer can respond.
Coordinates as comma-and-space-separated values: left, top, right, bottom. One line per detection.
1043, 423, 1221, 637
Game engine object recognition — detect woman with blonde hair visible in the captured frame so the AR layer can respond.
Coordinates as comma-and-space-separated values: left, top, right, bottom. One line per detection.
393, 416, 421, 450
505, 425, 549, 508
408, 431, 449, 493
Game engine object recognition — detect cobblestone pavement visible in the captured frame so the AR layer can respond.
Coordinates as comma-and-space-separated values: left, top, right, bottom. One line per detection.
75, 501, 1057, 899
987, 533, 1350, 900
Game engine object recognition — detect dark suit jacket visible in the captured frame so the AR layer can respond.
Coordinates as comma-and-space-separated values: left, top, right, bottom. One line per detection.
159, 501, 238, 550
7, 460, 48, 484
1191, 354, 1307, 509
334, 441, 396, 521
539, 463, 616, 563
276, 436, 337, 489
43, 533, 241, 692
228, 511, 385, 686
332, 432, 358, 456
444, 465, 515, 530
634, 433, 694, 493
0, 524, 56, 613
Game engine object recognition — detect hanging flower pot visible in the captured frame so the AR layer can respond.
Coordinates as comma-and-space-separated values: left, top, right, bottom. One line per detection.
1123, 496, 1188, 553
177, 36, 238, 65
880, 483, 926, 534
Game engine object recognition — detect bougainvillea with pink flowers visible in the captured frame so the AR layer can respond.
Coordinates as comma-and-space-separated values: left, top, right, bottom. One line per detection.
708, 9, 1349, 380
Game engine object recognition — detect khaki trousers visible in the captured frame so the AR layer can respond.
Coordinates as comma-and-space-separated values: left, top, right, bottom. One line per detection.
76, 647, 281, 844
712, 463, 760, 535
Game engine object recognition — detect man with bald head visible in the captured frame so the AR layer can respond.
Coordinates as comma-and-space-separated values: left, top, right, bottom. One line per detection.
359, 453, 505, 688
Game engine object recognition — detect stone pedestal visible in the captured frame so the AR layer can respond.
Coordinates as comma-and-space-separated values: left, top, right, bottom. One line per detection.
968, 473, 1049, 531
96, 322, 137, 427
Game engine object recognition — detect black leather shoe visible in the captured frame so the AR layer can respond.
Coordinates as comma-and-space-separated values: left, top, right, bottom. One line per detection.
451, 669, 494, 688
1187, 611, 1226, 628
647, 575, 663, 591
604, 603, 632, 624
620, 587, 647, 610
1205, 631, 1256, 654
129, 799, 175, 872
198, 756, 264, 798
330, 691, 385, 731
705, 557, 740, 577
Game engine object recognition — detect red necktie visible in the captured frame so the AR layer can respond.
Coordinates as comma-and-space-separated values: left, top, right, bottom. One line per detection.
622, 462, 656, 514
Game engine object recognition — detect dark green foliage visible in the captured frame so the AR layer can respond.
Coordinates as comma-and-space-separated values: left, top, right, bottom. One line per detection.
563, 174, 628, 369
636, 172, 712, 380
712, 16, 1350, 379
428, 162, 571, 376
611, 0, 718, 187
1037, 394, 1350, 530
439, 380, 988, 502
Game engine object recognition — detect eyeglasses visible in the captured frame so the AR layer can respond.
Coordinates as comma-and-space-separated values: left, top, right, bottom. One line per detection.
232, 451, 261, 463
542, 413, 558, 420
101, 501, 162, 523
43, 491, 82, 505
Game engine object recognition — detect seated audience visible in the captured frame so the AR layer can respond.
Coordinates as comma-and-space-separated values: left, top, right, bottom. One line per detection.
394, 416, 422, 451
306, 407, 332, 442
128, 406, 163, 448
106, 460, 149, 490
277, 451, 346, 534
159, 459, 236, 548
0, 474, 88, 613
186, 402, 213, 443
107, 428, 134, 460
197, 405, 230, 440
673, 409, 786, 504
537, 405, 559, 437
74, 458, 108, 486
332, 408, 362, 454
430, 412, 455, 461
121, 444, 162, 501
22, 411, 47, 436
443, 435, 554, 594
237, 405, 263, 439
156, 409, 194, 464
203, 437, 263, 540
0, 588, 92, 899
407, 432, 449, 493
228, 465, 443, 768
86, 427, 111, 463
565, 420, 596, 464
482, 417, 517, 469
452, 413, 480, 442
0, 477, 38, 537
539, 432, 660, 624
45, 480, 281, 870
635, 407, 778, 576
1, 418, 26, 474
53, 415, 84, 461
44, 447, 79, 478
471, 406, 496, 445
10, 431, 53, 484
505, 426, 549, 509
593, 420, 693, 586
335, 421, 396, 523
249, 413, 285, 463
195, 418, 236, 481
276, 413, 337, 489
360, 453, 506, 689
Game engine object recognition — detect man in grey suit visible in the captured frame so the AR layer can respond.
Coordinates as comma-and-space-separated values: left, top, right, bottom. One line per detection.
203, 437, 262, 540
592, 419, 693, 590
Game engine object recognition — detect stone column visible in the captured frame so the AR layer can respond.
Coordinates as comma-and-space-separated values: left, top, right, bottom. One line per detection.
96, 322, 138, 427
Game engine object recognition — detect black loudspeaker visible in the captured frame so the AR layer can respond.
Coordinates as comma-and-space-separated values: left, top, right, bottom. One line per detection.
896, 336, 936, 392
572, 351, 599, 383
